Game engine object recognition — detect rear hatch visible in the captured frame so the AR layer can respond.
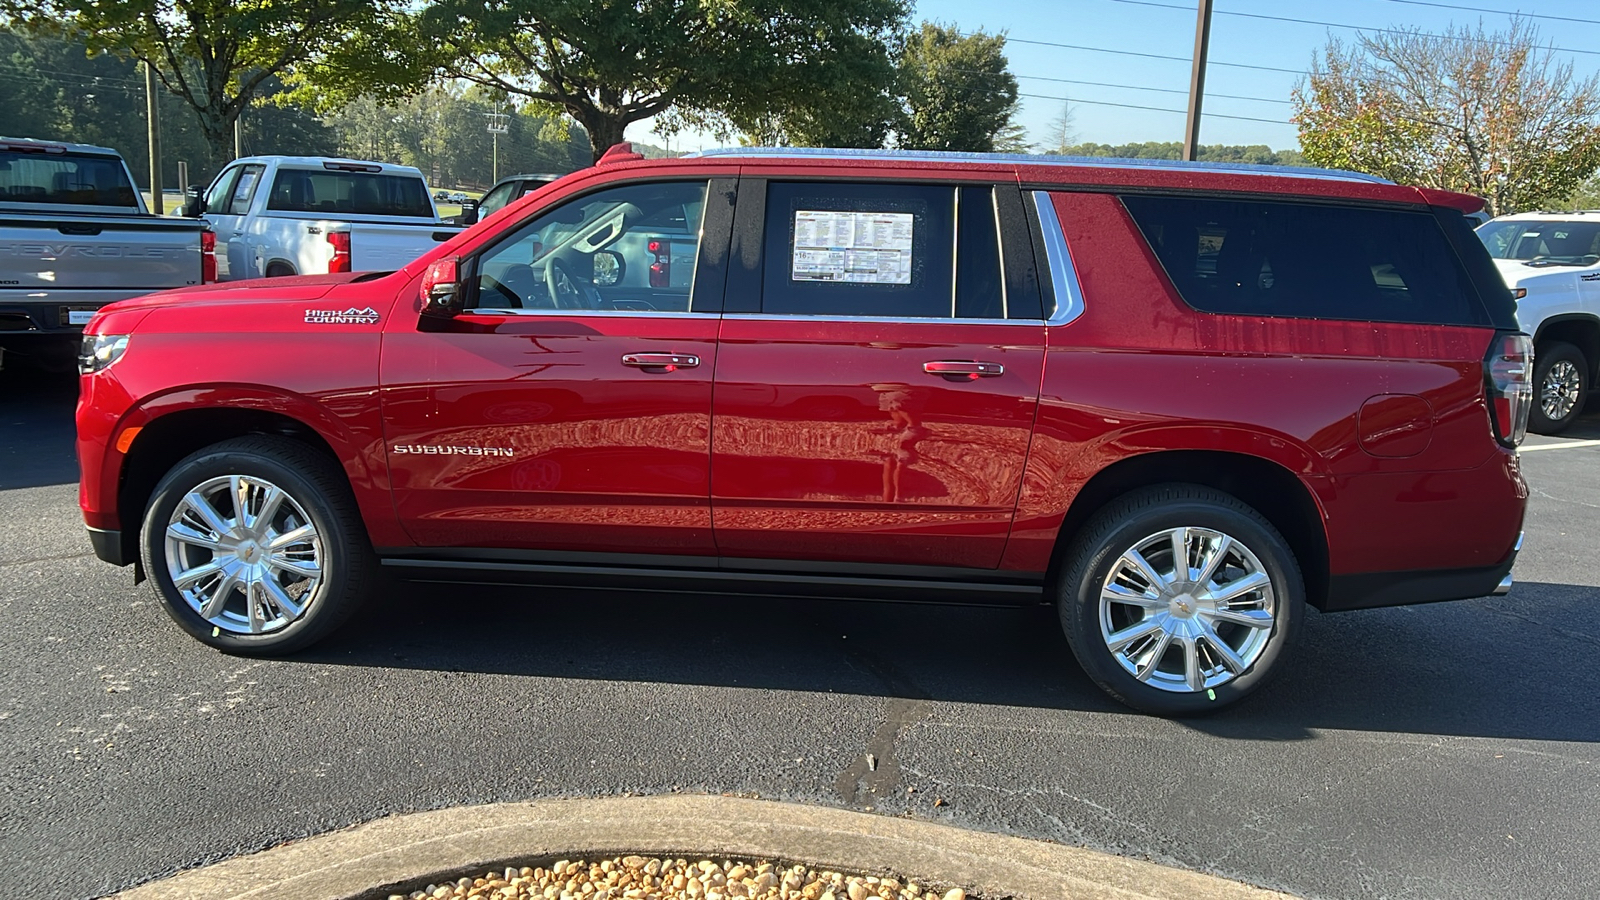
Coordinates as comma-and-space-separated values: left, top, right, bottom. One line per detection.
0, 216, 205, 294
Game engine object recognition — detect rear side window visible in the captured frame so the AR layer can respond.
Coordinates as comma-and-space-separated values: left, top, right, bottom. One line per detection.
266, 169, 433, 217
758, 182, 1007, 318
1122, 195, 1489, 326
0, 150, 137, 207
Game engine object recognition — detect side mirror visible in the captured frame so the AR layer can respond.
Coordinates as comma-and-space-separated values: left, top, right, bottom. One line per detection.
593, 250, 624, 287
180, 187, 205, 218
459, 199, 479, 226
420, 256, 464, 318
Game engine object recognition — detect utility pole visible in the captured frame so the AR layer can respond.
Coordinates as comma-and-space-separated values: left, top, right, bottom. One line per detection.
1182, 0, 1214, 162
234, 115, 243, 160
144, 62, 163, 214
486, 109, 509, 183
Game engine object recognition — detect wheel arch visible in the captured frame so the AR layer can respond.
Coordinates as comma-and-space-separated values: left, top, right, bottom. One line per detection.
264, 258, 299, 278
1533, 314, 1600, 379
110, 395, 368, 566
1048, 450, 1331, 610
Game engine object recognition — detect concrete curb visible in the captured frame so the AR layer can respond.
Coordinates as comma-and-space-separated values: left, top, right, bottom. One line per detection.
110, 795, 1293, 900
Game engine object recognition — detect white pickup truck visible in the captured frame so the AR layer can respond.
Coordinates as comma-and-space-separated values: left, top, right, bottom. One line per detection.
0, 137, 211, 370
1476, 212, 1600, 434
183, 156, 463, 280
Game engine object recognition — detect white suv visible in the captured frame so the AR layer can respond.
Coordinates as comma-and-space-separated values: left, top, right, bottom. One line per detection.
1477, 213, 1600, 434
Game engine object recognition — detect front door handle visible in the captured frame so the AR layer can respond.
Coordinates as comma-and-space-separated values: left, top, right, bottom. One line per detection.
622, 352, 700, 370
924, 360, 1003, 380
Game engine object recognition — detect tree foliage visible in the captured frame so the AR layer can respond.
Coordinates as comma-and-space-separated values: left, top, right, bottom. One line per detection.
1055, 141, 1305, 166
1293, 21, 1600, 215
895, 23, 1017, 153
1038, 99, 1078, 154
309, 0, 911, 162
0, 0, 401, 167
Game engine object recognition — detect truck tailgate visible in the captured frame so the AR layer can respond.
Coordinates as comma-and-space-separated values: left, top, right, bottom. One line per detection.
344, 221, 463, 273
0, 215, 205, 292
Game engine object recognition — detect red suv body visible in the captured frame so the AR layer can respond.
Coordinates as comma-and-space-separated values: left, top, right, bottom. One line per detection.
76, 147, 1528, 713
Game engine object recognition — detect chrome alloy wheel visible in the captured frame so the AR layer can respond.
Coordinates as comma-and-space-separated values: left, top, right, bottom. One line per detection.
1098, 526, 1277, 694
1540, 359, 1582, 422
163, 474, 323, 635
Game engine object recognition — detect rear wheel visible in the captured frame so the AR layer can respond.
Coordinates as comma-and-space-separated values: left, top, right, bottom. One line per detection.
1529, 340, 1588, 435
1058, 484, 1304, 715
140, 436, 373, 654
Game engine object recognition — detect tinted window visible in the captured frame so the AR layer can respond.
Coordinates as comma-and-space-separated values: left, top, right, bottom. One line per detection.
471, 180, 708, 313
1122, 195, 1488, 326
265, 169, 433, 217
956, 186, 1005, 319
761, 182, 956, 318
1477, 219, 1600, 266
0, 150, 138, 207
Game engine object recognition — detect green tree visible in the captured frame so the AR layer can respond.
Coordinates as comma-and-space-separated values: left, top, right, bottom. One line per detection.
1293, 21, 1600, 215
894, 23, 1017, 153
305, 0, 909, 162
1038, 98, 1077, 154
1, 0, 402, 168
1052, 141, 1304, 166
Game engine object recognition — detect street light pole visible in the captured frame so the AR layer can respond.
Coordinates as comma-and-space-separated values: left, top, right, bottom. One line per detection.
144, 61, 163, 214
1182, 0, 1214, 162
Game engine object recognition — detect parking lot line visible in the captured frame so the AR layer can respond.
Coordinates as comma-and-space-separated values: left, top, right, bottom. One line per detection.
1520, 439, 1600, 453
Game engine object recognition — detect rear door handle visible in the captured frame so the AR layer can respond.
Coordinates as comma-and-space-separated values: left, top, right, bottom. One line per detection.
622, 352, 700, 369
924, 360, 1003, 379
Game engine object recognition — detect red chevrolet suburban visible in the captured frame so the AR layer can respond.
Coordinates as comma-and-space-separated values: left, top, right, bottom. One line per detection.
75, 146, 1529, 714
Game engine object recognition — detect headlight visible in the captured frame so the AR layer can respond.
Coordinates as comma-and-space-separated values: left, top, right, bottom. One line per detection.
78, 334, 129, 375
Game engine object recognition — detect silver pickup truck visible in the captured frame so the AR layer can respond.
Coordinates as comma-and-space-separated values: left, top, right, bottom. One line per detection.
0, 137, 210, 369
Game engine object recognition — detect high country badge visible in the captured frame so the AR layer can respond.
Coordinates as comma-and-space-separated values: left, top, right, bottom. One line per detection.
305, 306, 381, 324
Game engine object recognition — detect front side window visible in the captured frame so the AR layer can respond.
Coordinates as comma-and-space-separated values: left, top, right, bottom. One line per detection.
226, 165, 265, 215
477, 182, 517, 218
0, 150, 139, 207
470, 180, 708, 313
204, 167, 241, 213
1123, 195, 1489, 326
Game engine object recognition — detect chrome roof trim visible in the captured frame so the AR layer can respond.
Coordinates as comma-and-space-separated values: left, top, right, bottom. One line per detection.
683, 147, 1394, 185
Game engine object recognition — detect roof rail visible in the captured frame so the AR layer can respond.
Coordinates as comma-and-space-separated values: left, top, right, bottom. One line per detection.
683, 147, 1395, 185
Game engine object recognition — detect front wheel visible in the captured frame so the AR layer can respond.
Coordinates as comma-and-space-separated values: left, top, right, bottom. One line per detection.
1529, 340, 1588, 435
140, 435, 374, 654
1058, 484, 1305, 716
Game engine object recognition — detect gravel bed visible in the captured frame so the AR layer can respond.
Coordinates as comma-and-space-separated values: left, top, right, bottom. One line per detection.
387, 857, 970, 900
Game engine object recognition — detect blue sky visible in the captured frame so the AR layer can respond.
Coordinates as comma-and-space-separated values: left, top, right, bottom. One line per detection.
636, 0, 1600, 154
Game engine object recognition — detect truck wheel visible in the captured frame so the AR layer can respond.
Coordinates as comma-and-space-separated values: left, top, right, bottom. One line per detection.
140, 436, 374, 654
1057, 484, 1304, 716
1529, 341, 1588, 435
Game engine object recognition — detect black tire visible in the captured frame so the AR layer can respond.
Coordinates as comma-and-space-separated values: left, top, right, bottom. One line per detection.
140, 435, 374, 654
1057, 484, 1305, 716
1529, 340, 1588, 436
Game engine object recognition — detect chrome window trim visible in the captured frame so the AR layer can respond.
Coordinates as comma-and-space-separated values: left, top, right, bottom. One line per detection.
461, 308, 714, 319
721, 313, 1044, 327
993, 189, 1009, 319
684, 147, 1394, 184
1032, 191, 1086, 326
950, 186, 961, 318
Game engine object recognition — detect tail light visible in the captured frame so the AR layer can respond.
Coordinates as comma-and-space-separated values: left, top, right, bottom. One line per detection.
327, 231, 352, 274
648, 239, 669, 288
200, 230, 217, 283
1484, 332, 1532, 448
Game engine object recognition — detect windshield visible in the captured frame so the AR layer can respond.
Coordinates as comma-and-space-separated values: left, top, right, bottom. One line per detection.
1478, 220, 1600, 266
0, 150, 138, 207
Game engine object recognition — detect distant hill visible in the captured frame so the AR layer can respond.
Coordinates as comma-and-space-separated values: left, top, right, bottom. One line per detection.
1049, 141, 1304, 167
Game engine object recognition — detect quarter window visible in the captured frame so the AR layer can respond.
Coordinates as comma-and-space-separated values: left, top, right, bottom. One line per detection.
1122, 195, 1488, 326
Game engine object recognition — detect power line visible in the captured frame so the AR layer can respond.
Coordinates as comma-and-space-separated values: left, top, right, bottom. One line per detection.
1114, 0, 1600, 57
1018, 91, 1291, 125
1385, 0, 1600, 26
934, 62, 1294, 106
996, 35, 1304, 74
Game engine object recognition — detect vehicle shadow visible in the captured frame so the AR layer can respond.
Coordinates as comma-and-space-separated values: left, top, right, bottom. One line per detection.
302, 575, 1600, 745
0, 365, 79, 490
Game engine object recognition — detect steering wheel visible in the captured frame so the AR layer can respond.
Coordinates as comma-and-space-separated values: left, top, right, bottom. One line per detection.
477, 263, 551, 310
546, 256, 602, 310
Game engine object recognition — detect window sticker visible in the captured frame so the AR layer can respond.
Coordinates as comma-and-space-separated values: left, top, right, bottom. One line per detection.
792, 210, 914, 284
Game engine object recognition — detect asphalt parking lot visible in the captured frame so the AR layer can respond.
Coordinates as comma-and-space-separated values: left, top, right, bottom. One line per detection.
2, 365, 1597, 900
